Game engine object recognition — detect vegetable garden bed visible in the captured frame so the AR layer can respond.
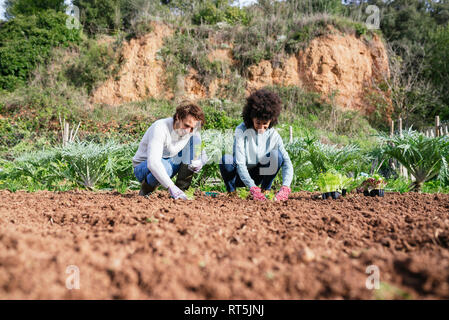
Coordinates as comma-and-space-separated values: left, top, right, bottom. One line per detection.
0, 190, 448, 299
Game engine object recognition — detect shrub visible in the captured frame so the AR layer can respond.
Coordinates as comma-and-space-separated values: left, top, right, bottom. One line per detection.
0, 141, 139, 191
200, 101, 241, 130
192, 1, 249, 26
0, 9, 82, 91
65, 39, 123, 94
380, 130, 449, 191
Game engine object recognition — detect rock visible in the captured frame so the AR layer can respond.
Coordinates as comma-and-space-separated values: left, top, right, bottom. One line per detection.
298, 247, 316, 262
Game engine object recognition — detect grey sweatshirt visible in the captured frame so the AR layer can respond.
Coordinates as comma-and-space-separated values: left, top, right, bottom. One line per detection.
234, 122, 293, 188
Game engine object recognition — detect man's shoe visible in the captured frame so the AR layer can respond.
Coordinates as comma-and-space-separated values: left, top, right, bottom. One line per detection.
139, 180, 156, 196
175, 163, 194, 191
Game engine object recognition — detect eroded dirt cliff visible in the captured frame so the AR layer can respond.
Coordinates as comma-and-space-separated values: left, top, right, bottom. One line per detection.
91, 22, 391, 114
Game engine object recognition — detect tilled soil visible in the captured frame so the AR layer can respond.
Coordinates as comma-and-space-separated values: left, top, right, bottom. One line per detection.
0, 190, 448, 299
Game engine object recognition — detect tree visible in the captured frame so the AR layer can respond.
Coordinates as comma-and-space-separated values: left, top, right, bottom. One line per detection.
381, 43, 441, 129
0, 10, 82, 91
427, 24, 449, 120
4, 0, 66, 19
73, 0, 131, 34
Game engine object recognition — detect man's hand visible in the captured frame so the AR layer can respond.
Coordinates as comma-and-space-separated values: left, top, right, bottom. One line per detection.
250, 186, 266, 201
275, 186, 291, 201
188, 151, 208, 173
169, 185, 188, 200
188, 159, 203, 173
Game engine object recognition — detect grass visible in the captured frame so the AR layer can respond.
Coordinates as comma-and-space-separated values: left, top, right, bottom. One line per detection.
374, 282, 413, 300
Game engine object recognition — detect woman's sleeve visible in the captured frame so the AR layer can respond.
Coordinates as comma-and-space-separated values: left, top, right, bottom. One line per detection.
277, 135, 294, 187
235, 127, 256, 188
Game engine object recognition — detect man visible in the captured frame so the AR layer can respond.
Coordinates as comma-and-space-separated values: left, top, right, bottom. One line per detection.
133, 102, 207, 199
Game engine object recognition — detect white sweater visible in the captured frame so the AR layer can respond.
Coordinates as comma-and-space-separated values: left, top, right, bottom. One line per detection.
132, 117, 199, 188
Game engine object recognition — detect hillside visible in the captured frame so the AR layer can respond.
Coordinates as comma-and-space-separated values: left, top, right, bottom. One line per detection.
92, 21, 391, 116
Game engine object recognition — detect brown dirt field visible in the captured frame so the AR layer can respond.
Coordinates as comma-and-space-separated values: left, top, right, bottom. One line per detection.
0, 190, 448, 299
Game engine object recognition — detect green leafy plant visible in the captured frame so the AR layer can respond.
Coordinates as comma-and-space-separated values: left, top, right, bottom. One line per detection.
316, 169, 354, 193
184, 187, 196, 200
372, 174, 388, 189
380, 130, 449, 191
237, 187, 250, 200
265, 190, 276, 201
386, 177, 412, 194
317, 170, 341, 193
0, 9, 82, 91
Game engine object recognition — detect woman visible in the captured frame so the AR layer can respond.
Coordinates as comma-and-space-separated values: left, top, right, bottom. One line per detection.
219, 89, 293, 201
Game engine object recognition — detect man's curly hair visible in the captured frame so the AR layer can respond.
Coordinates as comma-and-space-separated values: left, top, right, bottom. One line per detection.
242, 89, 282, 129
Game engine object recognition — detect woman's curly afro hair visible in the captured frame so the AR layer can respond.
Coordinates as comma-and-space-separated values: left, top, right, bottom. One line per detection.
242, 89, 282, 129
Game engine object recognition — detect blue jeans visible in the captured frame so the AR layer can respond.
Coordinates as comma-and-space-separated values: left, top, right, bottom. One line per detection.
219, 150, 284, 192
134, 136, 194, 188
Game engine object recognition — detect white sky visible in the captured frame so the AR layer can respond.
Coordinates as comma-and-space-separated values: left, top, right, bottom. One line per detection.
0, 0, 5, 20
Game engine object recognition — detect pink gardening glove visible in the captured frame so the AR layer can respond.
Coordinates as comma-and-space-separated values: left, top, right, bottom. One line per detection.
250, 186, 266, 201
275, 186, 291, 201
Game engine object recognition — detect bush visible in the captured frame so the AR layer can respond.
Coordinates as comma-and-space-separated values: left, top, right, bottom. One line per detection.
160, 29, 227, 91
73, 0, 132, 34
65, 39, 123, 94
0, 141, 139, 191
200, 99, 241, 130
0, 84, 86, 132
380, 130, 449, 191
192, 1, 249, 26
4, 0, 66, 18
0, 9, 82, 91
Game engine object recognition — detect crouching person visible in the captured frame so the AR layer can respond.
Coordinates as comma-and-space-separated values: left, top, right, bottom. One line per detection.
133, 101, 207, 199
219, 89, 293, 201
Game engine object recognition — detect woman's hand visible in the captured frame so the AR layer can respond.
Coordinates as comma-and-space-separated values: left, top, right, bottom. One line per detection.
275, 186, 291, 201
250, 186, 266, 201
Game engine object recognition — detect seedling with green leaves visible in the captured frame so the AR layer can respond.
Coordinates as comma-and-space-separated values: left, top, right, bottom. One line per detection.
264, 190, 276, 200
184, 187, 196, 200
317, 170, 349, 193
237, 188, 250, 200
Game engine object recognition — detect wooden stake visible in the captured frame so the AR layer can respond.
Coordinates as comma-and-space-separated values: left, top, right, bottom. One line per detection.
390, 120, 394, 137
435, 116, 440, 137
63, 121, 69, 147
398, 118, 406, 178
289, 126, 293, 143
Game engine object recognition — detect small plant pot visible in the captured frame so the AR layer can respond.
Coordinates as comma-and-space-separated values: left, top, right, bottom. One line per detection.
369, 189, 384, 197
379, 189, 384, 197
331, 191, 341, 199
342, 189, 347, 197
322, 192, 332, 199
363, 190, 370, 196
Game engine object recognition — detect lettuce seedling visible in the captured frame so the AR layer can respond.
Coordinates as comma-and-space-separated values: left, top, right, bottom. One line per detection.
265, 190, 276, 201
237, 188, 250, 200
184, 187, 196, 200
